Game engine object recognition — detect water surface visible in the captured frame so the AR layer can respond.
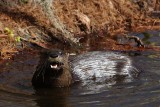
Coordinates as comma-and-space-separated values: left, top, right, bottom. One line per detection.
0, 31, 160, 107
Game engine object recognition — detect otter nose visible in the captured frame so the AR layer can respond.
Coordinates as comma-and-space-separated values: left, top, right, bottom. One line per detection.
50, 54, 59, 58
49, 50, 63, 58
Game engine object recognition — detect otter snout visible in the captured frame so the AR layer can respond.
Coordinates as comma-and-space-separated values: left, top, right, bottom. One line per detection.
48, 51, 65, 70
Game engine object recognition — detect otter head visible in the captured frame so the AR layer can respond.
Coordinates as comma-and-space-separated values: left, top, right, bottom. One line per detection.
32, 50, 72, 88
47, 50, 65, 72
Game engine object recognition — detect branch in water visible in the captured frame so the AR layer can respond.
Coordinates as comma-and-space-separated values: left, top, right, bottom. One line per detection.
125, 35, 144, 47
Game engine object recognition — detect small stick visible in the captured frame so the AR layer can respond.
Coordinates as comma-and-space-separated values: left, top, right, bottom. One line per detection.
124, 35, 145, 47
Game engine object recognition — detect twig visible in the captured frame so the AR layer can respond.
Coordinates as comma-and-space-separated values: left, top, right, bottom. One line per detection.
124, 35, 144, 47
0, 34, 8, 38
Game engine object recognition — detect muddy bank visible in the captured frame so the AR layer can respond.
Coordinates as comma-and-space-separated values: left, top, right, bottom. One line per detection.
0, 0, 159, 59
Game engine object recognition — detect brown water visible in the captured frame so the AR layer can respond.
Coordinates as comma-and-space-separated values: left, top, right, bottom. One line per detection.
0, 31, 160, 107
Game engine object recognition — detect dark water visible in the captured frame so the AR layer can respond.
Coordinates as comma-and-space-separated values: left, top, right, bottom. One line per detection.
0, 31, 160, 107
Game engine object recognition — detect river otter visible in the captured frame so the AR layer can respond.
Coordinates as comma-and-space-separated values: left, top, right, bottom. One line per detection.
32, 50, 140, 88
32, 50, 72, 88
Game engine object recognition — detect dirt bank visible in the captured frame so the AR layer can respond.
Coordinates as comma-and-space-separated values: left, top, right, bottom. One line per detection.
0, 0, 160, 59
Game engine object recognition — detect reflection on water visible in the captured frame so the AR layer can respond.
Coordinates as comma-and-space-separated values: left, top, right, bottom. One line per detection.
0, 31, 160, 107
34, 88, 71, 107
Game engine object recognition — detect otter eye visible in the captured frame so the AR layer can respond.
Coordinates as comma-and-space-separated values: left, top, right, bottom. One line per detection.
59, 51, 63, 55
